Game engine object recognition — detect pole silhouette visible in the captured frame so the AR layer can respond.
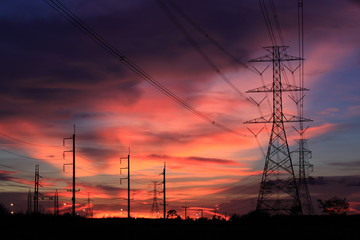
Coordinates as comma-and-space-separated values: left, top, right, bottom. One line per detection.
162, 162, 166, 219
120, 149, 131, 218
63, 125, 76, 216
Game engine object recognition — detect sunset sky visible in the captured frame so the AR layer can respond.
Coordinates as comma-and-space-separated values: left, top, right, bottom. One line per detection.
0, 0, 360, 218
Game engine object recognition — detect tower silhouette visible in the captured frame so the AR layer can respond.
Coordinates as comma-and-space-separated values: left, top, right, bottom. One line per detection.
293, 138, 314, 214
34, 165, 40, 214
293, 0, 315, 215
150, 181, 161, 217
245, 46, 311, 215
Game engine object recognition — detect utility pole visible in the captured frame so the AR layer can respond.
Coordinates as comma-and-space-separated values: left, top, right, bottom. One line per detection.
127, 154, 130, 218
54, 190, 59, 216
27, 189, 32, 214
245, 46, 311, 215
182, 203, 189, 220
63, 125, 76, 216
162, 162, 166, 219
34, 165, 40, 214
120, 149, 130, 218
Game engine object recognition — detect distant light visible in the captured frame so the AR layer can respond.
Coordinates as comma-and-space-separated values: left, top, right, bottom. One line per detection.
10, 203, 13, 207
10, 211, 14, 214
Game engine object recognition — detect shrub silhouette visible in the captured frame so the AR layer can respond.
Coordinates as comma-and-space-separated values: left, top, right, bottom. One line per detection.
318, 196, 350, 215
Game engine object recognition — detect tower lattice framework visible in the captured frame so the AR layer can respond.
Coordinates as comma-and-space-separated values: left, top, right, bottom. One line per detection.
150, 181, 160, 217
294, 138, 314, 214
245, 46, 311, 215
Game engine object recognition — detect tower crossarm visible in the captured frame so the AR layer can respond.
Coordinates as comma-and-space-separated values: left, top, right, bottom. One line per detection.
249, 46, 303, 63
283, 114, 312, 123
244, 115, 272, 124
246, 84, 308, 93
244, 114, 312, 124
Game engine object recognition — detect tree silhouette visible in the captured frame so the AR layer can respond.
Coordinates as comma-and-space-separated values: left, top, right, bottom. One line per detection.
318, 196, 350, 215
167, 209, 178, 219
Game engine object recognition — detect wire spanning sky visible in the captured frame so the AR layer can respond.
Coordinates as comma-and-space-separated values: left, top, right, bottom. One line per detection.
0, 0, 359, 218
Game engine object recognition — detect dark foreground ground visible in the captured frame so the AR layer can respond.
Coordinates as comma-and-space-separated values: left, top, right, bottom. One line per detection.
1, 214, 360, 240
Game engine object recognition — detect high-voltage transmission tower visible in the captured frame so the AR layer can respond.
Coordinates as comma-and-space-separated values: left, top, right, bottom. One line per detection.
150, 181, 161, 217
292, 0, 314, 215
245, 46, 311, 215
85, 192, 93, 218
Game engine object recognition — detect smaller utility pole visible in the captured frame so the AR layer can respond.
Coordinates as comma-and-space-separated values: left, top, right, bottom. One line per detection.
120, 149, 131, 218
127, 154, 130, 218
54, 190, 59, 216
162, 162, 166, 219
27, 189, 32, 214
63, 125, 76, 216
182, 203, 189, 220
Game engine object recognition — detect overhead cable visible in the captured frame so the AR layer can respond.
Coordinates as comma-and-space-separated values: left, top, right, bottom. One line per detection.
43, 0, 249, 138
156, 0, 254, 103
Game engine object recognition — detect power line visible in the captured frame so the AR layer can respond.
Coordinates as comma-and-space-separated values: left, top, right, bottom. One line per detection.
0, 163, 34, 174
156, 0, 254, 103
0, 131, 62, 148
0, 163, 61, 174
0, 148, 62, 162
163, 0, 258, 74
259, 0, 277, 46
155, 0, 274, 151
43, 0, 249, 138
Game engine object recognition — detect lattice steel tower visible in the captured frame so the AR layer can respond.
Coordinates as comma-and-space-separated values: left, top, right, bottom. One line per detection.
294, 0, 315, 215
245, 46, 311, 215
150, 181, 161, 217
